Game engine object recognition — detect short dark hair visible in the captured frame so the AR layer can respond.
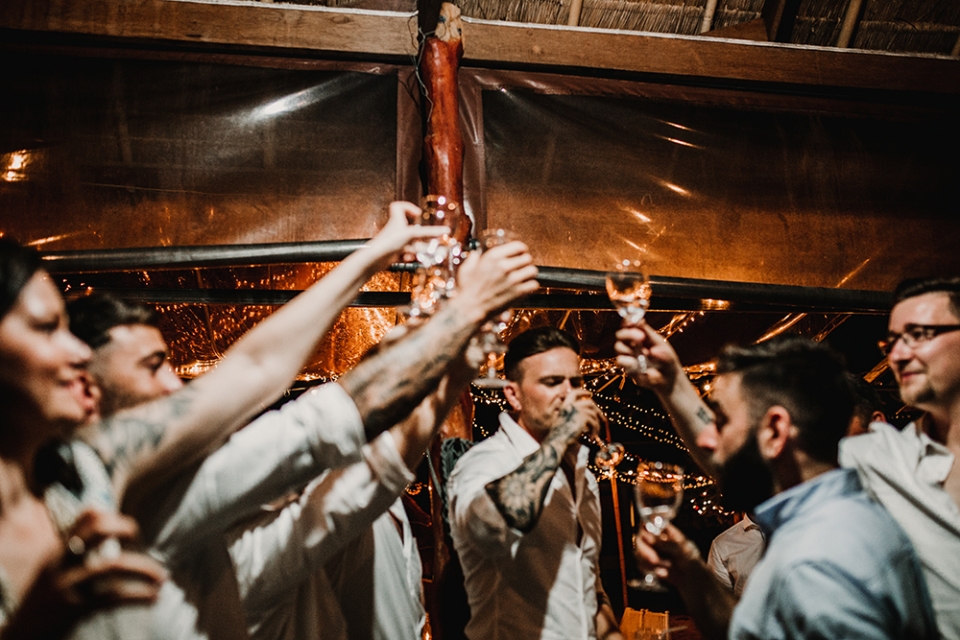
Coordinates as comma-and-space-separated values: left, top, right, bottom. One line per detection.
847, 373, 884, 427
67, 292, 160, 349
893, 276, 960, 319
504, 326, 580, 382
0, 237, 42, 321
716, 336, 853, 464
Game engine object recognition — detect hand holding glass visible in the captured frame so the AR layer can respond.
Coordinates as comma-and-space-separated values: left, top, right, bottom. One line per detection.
633, 461, 684, 591
405, 195, 461, 317
471, 229, 517, 388
606, 259, 652, 372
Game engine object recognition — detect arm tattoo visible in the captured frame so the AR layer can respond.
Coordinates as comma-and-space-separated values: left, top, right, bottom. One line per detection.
89, 384, 199, 480
485, 404, 582, 533
340, 312, 473, 440
696, 406, 713, 426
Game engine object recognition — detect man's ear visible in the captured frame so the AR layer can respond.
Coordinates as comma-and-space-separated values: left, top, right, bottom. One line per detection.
503, 381, 523, 413
757, 406, 792, 460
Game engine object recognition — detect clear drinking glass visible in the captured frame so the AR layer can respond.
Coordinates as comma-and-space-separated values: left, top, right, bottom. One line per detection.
605, 258, 652, 372
580, 433, 626, 477
406, 195, 461, 317
632, 461, 684, 591
471, 229, 517, 389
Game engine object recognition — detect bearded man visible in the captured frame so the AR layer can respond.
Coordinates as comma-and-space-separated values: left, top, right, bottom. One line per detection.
615, 330, 936, 640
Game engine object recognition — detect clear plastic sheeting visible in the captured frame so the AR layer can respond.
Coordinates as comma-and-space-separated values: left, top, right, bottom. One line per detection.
0, 52, 399, 250
478, 86, 960, 292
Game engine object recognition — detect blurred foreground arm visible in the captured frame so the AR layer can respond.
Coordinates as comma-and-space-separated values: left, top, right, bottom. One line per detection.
100, 202, 447, 499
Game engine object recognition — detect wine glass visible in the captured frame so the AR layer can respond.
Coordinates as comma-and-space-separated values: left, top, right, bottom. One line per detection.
606, 259, 652, 372
632, 461, 684, 591
580, 432, 626, 477
406, 195, 461, 317
471, 229, 517, 389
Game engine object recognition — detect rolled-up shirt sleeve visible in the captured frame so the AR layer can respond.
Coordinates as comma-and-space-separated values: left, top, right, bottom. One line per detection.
229, 428, 414, 621
448, 445, 525, 558
146, 382, 367, 562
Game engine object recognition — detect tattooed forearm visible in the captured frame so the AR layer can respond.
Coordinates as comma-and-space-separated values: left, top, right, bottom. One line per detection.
696, 406, 713, 426
485, 404, 583, 533
87, 384, 200, 480
340, 311, 475, 440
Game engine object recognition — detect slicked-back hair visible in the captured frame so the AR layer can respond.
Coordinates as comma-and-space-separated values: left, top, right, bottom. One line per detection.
504, 326, 580, 382
0, 237, 42, 321
716, 336, 854, 465
893, 276, 960, 320
67, 292, 160, 349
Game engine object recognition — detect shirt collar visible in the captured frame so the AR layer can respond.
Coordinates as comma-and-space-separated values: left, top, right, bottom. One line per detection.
903, 421, 954, 484
752, 467, 861, 539
498, 412, 542, 458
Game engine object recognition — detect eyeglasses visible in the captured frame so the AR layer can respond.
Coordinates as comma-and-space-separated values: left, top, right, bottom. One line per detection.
878, 324, 960, 356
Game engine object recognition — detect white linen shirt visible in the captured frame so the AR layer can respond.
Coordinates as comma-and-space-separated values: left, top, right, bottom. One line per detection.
322, 498, 425, 640
61, 382, 366, 640
447, 413, 603, 640
706, 515, 764, 597
228, 429, 420, 640
841, 421, 960, 640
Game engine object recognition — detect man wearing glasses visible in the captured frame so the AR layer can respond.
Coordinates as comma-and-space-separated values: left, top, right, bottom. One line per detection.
841, 276, 960, 640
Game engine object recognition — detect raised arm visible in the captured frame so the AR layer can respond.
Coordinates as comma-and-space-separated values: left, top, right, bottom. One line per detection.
615, 322, 718, 475
338, 241, 538, 441
484, 391, 603, 533
96, 202, 448, 496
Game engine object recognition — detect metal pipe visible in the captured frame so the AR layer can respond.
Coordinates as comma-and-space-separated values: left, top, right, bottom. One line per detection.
41, 239, 369, 272
43, 244, 892, 312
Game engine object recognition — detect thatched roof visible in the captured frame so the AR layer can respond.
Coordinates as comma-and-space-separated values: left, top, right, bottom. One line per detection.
275, 0, 960, 56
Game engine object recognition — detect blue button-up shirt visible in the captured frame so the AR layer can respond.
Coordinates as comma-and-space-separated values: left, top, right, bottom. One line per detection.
730, 467, 938, 640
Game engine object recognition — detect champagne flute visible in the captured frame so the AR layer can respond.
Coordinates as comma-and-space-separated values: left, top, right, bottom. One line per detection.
471, 229, 517, 389
632, 461, 684, 591
606, 259, 652, 372
406, 195, 461, 317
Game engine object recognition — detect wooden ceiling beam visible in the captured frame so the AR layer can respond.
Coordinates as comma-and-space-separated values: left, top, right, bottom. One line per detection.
3, 0, 960, 95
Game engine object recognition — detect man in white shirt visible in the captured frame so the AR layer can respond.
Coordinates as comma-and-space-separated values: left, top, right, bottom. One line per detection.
58, 204, 540, 640
447, 327, 623, 640
840, 276, 960, 639
705, 515, 763, 598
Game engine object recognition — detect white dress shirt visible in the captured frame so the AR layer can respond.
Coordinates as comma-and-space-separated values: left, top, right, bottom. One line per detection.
448, 413, 603, 640
706, 515, 764, 597
323, 499, 425, 640
57, 382, 366, 640
228, 429, 421, 640
840, 421, 960, 640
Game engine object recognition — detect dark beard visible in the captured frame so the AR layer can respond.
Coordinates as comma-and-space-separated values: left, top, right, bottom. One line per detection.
716, 432, 775, 513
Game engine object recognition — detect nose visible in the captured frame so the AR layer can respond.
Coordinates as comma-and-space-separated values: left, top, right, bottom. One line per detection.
695, 428, 718, 453
886, 333, 913, 367
64, 330, 92, 367
159, 363, 184, 394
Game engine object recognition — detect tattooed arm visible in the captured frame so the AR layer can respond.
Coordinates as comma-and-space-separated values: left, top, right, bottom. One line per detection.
484, 391, 602, 533
338, 240, 538, 442
614, 323, 718, 475
89, 202, 449, 498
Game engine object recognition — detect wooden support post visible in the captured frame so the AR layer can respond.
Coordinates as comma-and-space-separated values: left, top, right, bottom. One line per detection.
836, 0, 864, 49
419, 2, 470, 244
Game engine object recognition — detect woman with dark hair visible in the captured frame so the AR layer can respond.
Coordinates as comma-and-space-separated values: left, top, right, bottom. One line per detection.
0, 237, 165, 639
